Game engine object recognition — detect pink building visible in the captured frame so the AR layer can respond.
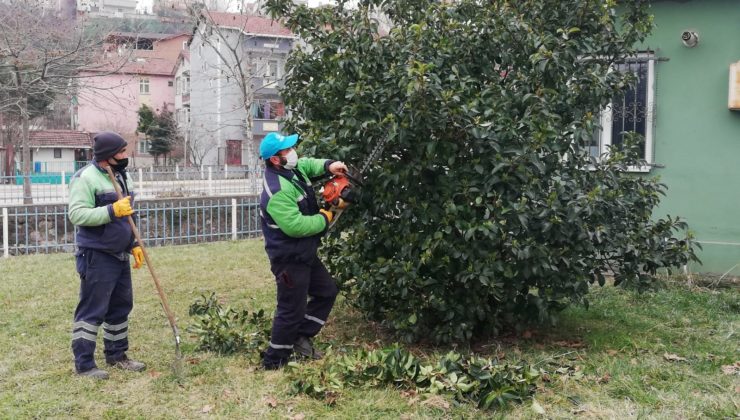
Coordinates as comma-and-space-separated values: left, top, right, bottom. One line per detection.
76, 32, 190, 166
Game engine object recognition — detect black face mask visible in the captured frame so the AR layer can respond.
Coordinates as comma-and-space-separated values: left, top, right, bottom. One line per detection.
109, 157, 128, 172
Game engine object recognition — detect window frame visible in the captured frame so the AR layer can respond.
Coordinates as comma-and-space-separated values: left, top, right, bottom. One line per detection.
591, 53, 656, 172
261, 58, 280, 87
137, 139, 151, 155
139, 78, 150, 95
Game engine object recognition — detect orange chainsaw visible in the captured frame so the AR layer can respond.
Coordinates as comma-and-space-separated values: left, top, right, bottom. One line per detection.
320, 102, 403, 229
321, 168, 363, 230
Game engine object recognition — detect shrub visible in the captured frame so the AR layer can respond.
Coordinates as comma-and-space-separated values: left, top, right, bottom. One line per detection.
266, 0, 699, 343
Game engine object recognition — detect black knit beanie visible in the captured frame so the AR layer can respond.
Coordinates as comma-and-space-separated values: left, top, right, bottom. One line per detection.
93, 131, 127, 161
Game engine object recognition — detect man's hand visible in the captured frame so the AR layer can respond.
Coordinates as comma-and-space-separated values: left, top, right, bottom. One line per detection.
319, 208, 334, 223
328, 161, 348, 176
112, 196, 134, 218
131, 246, 144, 269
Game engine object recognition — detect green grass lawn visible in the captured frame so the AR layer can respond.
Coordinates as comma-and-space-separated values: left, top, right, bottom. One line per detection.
0, 240, 737, 419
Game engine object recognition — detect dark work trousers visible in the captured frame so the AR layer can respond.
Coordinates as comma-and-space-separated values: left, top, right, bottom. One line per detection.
71, 248, 133, 373
263, 256, 338, 366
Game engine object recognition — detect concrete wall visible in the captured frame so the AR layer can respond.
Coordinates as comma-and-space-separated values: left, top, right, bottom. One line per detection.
190, 25, 292, 165
644, 0, 740, 273
32, 149, 78, 173
77, 71, 175, 167
155, 35, 190, 61
174, 56, 191, 164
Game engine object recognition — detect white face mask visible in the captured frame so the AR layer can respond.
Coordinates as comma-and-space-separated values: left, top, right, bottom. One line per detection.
283, 149, 298, 170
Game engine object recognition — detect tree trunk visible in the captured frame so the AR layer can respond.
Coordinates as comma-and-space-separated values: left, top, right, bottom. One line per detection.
243, 91, 255, 168
21, 96, 33, 205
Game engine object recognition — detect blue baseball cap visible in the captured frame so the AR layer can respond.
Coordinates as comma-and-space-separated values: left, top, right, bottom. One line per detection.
259, 132, 299, 160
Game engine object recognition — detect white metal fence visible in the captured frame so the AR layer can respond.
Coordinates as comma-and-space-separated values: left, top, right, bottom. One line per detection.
0, 164, 264, 205
1, 196, 262, 257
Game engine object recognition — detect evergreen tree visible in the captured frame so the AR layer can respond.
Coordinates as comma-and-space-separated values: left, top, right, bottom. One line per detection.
267, 0, 699, 343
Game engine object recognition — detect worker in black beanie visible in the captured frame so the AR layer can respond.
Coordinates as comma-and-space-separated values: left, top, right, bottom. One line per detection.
93, 131, 128, 162
67, 131, 146, 379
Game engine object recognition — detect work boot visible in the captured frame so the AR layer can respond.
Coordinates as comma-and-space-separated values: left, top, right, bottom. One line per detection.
260, 351, 288, 370
107, 357, 146, 372
77, 367, 110, 380
294, 336, 323, 360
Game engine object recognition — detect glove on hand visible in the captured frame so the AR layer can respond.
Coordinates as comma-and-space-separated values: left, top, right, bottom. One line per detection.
131, 246, 144, 269
319, 209, 333, 223
111, 196, 134, 218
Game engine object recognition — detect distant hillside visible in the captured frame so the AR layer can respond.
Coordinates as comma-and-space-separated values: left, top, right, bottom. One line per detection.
88, 14, 192, 35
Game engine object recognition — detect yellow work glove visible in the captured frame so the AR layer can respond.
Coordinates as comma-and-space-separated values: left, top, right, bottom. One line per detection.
131, 246, 144, 269
319, 209, 334, 223
111, 196, 133, 218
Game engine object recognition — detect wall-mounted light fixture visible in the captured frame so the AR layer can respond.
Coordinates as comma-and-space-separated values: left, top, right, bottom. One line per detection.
681, 30, 699, 48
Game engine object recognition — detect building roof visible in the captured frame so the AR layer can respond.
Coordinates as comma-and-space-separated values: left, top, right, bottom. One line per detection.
124, 58, 178, 76
29, 130, 93, 148
202, 12, 294, 38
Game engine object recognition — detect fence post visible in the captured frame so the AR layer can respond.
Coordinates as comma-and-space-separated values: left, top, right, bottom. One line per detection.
2, 208, 8, 258
224, 164, 228, 180
208, 167, 214, 195
61, 171, 67, 202
138, 168, 144, 195
175, 164, 179, 180
231, 198, 237, 240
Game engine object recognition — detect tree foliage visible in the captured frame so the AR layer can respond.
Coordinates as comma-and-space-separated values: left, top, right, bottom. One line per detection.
266, 0, 699, 344
137, 104, 179, 164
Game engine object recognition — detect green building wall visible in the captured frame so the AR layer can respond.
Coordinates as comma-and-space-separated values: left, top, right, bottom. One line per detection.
643, 0, 740, 274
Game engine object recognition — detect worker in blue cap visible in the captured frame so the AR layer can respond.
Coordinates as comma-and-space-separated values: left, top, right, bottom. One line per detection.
258, 132, 347, 369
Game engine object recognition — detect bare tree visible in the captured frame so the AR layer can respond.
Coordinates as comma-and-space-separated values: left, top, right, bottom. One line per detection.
0, 0, 129, 203
186, 3, 294, 167
185, 124, 216, 167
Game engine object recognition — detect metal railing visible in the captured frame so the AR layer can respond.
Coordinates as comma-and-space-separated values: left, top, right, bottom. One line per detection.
0, 164, 264, 205
1, 196, 262, 257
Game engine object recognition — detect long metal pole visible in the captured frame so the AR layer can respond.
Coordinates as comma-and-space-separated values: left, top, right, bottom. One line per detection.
104, 166, 181, 357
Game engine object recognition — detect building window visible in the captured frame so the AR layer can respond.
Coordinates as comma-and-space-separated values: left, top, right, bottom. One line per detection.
138, 139, 151, 155
588, 53, 655, 170
263, 59, 279, 85
175, 76, 181, 94
139, 78, 150, 95
185, 76, 190, 93
53, 148, 62, 159
251, 100, 285, 119
168, 80, 174, 87
185, 106, 190, 123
